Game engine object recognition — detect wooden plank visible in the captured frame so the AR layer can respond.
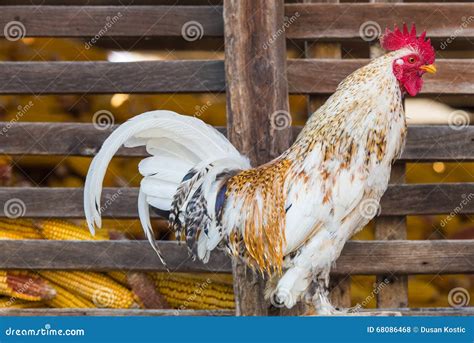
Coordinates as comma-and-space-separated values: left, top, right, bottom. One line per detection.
0, 0, 224, 5
2, 307, 474, 316
1, 183, 472, 218
0, 307, 472, 316
285, 3, 474, 40
0, 61, 225, 94
0, 240, 472, 274
0, 240, 231, 272
1, 4, 473, 39
0, 122, 224, 157
224, 0, 293, 316
0, 6, 223, 38
303, 0, 350, 311
0, 308, 234, 316
376, 146, 409, 309
0, 59, 469, 95
287, 59, 474, 95
1, 123, 473, 161
370, 6, 409, 308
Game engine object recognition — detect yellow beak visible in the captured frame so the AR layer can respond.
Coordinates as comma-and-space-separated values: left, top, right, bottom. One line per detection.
420, 64, 437, 74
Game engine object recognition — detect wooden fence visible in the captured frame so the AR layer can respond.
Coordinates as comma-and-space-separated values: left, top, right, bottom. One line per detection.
0, 0, 473, 316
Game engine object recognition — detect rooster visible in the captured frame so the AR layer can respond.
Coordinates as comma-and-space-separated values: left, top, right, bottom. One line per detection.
84, 24, 436, 314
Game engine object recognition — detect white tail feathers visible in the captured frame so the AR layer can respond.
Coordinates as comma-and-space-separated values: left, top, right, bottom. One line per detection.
84, 110, 250, 264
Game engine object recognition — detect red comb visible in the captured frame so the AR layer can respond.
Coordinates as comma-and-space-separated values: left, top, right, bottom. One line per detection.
380, 23, 435, 64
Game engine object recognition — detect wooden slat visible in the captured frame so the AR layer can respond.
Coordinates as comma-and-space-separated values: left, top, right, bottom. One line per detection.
0, 240, 232, 272
1, 4, 473, 39
360, 307, 474, 316
0, 307, 473, 316
303, 0, 350, 310
0, 240, 471, 274
0, 0, 224, 5
0, 308, 234, 316
371, 13, 409, 309
0, 6, 223, 38
0, 59, 470, 95
287, 59, 474, 95
285, 3, 474, 40
0, 122, 223, 157
1, 123, 473, 161
0, 61, 225, 94
0, 183, 473, 218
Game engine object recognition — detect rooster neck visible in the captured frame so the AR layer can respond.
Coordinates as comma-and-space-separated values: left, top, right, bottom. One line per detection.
286, 51, 407, 166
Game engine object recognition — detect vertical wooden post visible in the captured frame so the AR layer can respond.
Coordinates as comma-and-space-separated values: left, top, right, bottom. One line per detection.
223, 0, 293, 315
371, 0, 408, 309
304, 0, 351, 310
374, 165, 408, 308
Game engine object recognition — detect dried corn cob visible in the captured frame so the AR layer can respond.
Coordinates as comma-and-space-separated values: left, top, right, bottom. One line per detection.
47, 283, 95, 309
0, 231, 28, 240
0, 271, 56, 301
40, 271, 137, 309
153, 273, 235, 310
0, 219, 42, 239
0, 297, 46, 309
37, 219, 109, 240
107, 271, 129, 287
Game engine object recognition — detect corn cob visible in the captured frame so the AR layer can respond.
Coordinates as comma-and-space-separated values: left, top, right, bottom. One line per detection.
0, 231, 28, 240
153, 273, 235, 310
37, 219, 109, 240
40, 271, 137, 309
107, 271, 129, 287
0, 297, 46, 309
0, 219, 42, 239
47, 283, 95, 308
0, 271, 56, 301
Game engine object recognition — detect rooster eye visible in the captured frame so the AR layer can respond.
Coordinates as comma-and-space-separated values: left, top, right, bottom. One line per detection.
408, 57, 416, 64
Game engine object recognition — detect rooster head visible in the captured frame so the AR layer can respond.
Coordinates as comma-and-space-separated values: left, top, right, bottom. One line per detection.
380, 23, 436, 96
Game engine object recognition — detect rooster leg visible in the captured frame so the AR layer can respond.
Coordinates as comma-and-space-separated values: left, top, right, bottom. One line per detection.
272, 232, 339, 309
311, 271, 347, 315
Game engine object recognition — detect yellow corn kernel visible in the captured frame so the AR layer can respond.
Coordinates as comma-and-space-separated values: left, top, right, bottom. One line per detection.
0, 231, 27, 240
153, 273, 235, 310
47, 283, 95, 308
40, 271, 137, 309
0, 297, 46, 309
0, 219, 42, 239
0, 271, 56, 301
37, 220, 109, 240
107, 271, 129, 287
